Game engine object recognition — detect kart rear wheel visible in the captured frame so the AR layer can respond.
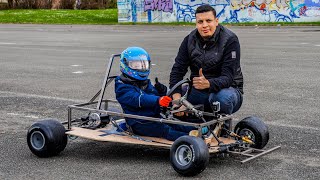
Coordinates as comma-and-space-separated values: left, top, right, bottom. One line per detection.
234, 116, 269, 149
170, 136, 209, 176
27, 119, 67, 157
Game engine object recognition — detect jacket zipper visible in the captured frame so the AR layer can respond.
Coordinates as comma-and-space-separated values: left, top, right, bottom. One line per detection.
202, 43, 206, 71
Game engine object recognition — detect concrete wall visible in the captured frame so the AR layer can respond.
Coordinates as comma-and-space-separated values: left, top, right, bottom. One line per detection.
117, 0, 320, 23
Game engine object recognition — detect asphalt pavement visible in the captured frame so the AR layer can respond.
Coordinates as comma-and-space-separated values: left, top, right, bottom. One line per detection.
0, 24, 320, 180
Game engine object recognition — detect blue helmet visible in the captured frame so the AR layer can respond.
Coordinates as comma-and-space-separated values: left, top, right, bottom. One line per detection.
120, 47, 151, 81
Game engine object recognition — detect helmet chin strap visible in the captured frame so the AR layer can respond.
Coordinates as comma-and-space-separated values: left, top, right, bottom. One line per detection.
120, 74, 149, 90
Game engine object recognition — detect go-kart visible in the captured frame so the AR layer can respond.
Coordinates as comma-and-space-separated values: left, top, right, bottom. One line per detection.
27, 54, 280, 176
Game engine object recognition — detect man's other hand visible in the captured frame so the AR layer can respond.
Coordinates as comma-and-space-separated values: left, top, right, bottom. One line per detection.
172, 93, 185, 116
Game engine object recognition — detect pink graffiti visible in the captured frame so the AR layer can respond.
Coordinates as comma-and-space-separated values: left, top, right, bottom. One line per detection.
144, 0, 173, 13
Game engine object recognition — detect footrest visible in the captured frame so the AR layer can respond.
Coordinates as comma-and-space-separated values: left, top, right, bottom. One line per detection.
228, 145, 281, 163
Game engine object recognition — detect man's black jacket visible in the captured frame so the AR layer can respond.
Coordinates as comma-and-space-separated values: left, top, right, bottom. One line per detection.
169, 25, 243, 94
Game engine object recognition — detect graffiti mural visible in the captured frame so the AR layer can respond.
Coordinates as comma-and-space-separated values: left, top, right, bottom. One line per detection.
144, 0, 173, 12
117, 0, 320, 23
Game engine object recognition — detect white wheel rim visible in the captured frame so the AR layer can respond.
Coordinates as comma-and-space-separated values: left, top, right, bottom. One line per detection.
30, 131, 45, 150
175, 145, 192, 166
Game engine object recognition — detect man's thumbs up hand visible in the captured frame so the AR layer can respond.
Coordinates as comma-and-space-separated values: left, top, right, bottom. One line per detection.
199, 68, 204, 77
192, 68, 210, 90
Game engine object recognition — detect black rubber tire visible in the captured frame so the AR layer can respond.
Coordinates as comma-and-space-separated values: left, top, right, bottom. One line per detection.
27, 119, 67, 157
170, 136, 209, 176
234, 116, 269, 149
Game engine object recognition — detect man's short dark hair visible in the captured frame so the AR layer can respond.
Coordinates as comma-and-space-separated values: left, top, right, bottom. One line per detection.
195, 4, 216, 18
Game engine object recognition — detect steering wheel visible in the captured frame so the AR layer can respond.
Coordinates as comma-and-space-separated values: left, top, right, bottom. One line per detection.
166, 78, 192, 98
163, 79, 194, 115
165, 79, 206, 120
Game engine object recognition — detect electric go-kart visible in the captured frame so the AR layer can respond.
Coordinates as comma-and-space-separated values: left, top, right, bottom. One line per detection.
27, 54, 280, 176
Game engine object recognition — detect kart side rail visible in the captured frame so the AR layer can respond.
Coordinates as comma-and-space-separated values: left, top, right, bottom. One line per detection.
66, 99, 233, 131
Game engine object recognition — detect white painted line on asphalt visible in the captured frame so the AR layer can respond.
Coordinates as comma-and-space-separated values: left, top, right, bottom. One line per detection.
266, 121, 319, 131
233, 118, 319, 131
25, 115, 40, 119
300, 43, 309, 44
7, 113, 20, 116
0, 90, 85, 103
0, 42, 16, 45
7, 112, 39, 119
151, 63, 156, 66
71, 65, 83, 67
315, 45, 320, 47
72, 71, 83, 74
0, 46, 105, 52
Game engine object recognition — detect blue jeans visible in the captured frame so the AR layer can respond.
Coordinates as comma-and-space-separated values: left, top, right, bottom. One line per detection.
187, 87, 243, 131
187, 87, 243, 115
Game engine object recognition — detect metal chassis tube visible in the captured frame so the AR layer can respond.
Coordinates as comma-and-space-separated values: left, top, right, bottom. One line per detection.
66, 99, 232, 131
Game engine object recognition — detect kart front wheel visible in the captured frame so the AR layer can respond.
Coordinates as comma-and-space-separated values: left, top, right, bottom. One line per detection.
234, 116, 269, 149
170, 136, 209, 176
27, 119, 67, 157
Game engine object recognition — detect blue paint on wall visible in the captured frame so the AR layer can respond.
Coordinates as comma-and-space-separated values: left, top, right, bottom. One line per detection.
305, 0, 320, 7
131, 0, 137, 22
148, 9, 152, 23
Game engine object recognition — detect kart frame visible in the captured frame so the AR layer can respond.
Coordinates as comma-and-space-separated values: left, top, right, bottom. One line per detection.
64, 54, 280, 163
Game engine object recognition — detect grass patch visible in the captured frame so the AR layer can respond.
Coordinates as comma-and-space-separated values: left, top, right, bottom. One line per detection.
0, 9, 118, 24
0, 9, 319, 26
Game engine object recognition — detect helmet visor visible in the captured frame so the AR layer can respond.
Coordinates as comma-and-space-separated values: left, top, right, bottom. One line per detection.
128, 60, 150, 72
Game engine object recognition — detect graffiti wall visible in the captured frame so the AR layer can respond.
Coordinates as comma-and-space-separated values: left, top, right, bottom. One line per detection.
117, 0, 320, 23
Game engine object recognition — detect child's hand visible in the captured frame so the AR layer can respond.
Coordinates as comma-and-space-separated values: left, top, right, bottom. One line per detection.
155, 77, 167, 95
159, 96, 172, 107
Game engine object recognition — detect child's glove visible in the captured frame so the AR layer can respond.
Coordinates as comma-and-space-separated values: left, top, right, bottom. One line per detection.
155, 77, 167, 95
159, 96, 172, 107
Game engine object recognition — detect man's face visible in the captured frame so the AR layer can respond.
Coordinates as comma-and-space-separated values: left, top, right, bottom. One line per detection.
196, 11, 219, 40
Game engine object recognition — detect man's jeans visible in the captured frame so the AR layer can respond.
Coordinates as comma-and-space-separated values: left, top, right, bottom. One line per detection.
187, 87, 243, 131
187, 87, 243, 115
